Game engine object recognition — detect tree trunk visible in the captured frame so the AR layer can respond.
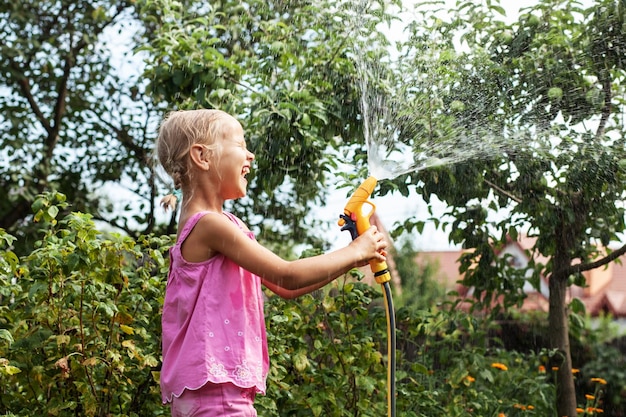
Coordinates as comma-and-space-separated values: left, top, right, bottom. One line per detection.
548, 268, 577, 417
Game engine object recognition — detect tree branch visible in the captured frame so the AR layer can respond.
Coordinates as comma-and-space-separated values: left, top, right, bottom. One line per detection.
484, 178, 522, 203
11, 63, 52, 134
93, 113, 151, 163
91, 213, 137, 238
50, 4, 128, 153
0, 198, 32, 230
558, 242, 626, 277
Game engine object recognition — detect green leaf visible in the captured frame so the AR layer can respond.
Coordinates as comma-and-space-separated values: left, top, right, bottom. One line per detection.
0, 329, 14, 344
293, 351, 310, 372
569, 297, 586, 315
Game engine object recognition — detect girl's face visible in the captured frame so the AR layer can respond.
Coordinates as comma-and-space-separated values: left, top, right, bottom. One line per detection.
211, 116, 255, 200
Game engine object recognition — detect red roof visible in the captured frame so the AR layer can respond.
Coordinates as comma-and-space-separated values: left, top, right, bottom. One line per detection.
417, 239, 626, 317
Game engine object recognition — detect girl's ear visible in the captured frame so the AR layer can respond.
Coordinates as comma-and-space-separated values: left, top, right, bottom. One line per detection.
189, 144, 211, 171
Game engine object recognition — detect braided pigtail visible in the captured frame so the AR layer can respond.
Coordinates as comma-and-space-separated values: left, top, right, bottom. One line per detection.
160, 167, 184, 212
160, 191, 181, 212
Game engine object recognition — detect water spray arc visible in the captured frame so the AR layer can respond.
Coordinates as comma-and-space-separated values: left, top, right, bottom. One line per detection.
338, 176, 396, 417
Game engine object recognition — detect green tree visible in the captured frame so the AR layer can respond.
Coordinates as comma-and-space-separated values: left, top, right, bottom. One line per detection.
387, 1, 626, 415
0, 0, 401, 256
0, 0, 169, 254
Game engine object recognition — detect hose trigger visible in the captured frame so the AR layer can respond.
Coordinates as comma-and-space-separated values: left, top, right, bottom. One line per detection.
339, 213, 359, 240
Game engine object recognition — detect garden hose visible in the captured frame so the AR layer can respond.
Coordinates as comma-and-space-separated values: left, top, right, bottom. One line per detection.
338, 176, 396, 417
381, 280, 396, 417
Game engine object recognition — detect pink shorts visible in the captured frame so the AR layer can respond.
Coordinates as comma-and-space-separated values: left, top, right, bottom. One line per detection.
170, 382, 257, 417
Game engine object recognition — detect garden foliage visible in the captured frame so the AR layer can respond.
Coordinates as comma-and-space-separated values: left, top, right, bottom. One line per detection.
1, 195, 623, 416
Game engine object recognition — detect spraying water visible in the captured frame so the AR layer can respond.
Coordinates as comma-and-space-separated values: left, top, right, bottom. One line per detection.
353, 6, 529, 181
357, 57, 530, 180
358, 60, 444, 180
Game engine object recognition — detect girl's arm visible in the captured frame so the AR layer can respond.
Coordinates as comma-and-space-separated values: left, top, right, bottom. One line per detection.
261, 276, 334, 299
186, 212, 387, 299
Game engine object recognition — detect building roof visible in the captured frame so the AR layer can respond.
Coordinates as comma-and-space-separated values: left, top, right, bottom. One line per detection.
417, 238, 626, 317
414, 251, 465, 291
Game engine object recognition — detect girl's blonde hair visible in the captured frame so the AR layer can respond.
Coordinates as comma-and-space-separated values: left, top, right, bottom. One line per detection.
156, 109, 230, 211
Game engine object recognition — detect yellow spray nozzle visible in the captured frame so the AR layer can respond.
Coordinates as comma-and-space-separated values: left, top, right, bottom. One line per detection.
338, 176, 378, 235
338, 176, 391, 284
342, 176, 377, 216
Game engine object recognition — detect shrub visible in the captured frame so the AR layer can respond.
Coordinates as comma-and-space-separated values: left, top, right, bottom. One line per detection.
0, 193, 170, 416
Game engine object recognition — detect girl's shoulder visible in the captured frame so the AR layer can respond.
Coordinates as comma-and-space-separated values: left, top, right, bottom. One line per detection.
221, 211, 251, 232
178, 210, 249, 240
174, 211, 232, 263
176, 210, 217, 240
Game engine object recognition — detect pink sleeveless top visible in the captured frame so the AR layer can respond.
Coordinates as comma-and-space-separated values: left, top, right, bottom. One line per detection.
160, 211, 269, 403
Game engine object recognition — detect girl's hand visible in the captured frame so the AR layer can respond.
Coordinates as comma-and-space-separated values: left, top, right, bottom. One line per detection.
349, 226, 388, 267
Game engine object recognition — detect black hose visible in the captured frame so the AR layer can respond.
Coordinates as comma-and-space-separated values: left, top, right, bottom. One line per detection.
382, 281, 396, 417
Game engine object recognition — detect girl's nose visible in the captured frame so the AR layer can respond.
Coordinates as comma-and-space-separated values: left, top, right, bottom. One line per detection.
247, 150, 255, 160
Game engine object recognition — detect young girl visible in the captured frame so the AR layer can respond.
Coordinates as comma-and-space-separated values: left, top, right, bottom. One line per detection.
156, 109, 388, 417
